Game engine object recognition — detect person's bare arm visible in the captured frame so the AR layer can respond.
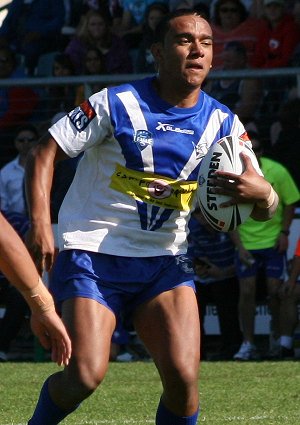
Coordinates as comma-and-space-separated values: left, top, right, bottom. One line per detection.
276, 204, 296, 252
25, 133, 68, 273
0, 212, 71, 365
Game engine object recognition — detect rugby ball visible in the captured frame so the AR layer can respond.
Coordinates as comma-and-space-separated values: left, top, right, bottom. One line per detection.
196, 135, 259, 232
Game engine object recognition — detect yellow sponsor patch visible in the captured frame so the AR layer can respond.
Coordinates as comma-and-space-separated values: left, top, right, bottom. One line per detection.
110, 164, 197, 211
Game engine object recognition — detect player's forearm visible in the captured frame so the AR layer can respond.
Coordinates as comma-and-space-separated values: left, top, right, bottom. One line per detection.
280, 204, 296, 234
250, 186, 279, 221
25, 135, 56, 226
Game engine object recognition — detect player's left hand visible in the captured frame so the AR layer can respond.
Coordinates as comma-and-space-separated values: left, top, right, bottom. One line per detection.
213, 153, 271, 207
30, 311, 72, 366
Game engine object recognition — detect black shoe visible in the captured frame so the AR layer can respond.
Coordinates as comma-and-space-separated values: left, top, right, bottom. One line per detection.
265, 346, 295, 360
207, 349, 237, 361
278, 346, 295, 360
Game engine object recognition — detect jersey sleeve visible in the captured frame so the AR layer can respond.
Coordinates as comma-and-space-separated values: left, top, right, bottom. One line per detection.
49, 88, 112, 158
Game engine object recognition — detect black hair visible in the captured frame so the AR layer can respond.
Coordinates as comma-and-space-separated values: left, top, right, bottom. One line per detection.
14, 123, 39, 140
213, 0, 248, 26
53, 53, 75, 75
153, 8, 208, 43
193, 2, 210, 21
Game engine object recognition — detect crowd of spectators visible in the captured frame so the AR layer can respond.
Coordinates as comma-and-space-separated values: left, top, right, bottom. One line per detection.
0, 0, 299, 361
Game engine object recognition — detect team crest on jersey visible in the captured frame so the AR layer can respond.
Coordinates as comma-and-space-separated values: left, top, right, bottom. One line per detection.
134, 130, 153, 150
68, 100, 96, 132
193, 142, 208, 160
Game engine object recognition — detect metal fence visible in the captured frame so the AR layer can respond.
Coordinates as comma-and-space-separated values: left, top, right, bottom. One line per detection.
3, 66, 299, 135
1, 66, 299, 164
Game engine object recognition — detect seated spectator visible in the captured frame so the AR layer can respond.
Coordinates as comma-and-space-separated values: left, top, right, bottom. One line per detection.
108, 0, 125, 32
205, 40, 262, 127
210, 0, 267, 18
115, 0, 168, 49
135, 2, 169, 74
65, 9, 133, 75
46, 53, 78, 119
211, 0, 262, 68
0, 46, 39, 167
0, 0, 65, 75
188, 209, 242, 361
0, 210, 30, 362
0, 124, 39, 215
75, 47, 107, 104
251, 0, 300, 69
168, 0, 196, 11
232, 132, 300, 361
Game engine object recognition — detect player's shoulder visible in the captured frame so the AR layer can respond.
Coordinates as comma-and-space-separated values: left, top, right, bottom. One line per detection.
201, 90, 235, 116
107, 77, 151, 98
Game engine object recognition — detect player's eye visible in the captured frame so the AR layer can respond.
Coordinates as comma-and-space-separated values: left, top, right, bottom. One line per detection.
179, 37, 190, 44
201, 40, 213, 46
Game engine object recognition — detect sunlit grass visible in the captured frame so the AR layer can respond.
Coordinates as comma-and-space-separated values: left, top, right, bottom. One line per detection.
0, 361, 300, 424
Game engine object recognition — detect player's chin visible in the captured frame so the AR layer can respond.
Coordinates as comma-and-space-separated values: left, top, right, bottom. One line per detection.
184, 70, 206, 86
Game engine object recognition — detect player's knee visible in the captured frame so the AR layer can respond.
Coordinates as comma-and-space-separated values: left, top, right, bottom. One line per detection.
162, 364, 199, 413
69, 361, 106, 396
240, 285, 255, 298
163, 358, 199, 394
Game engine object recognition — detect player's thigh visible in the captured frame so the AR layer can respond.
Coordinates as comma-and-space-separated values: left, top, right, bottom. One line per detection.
134, 286, 200, 381
62, 297, 116, 382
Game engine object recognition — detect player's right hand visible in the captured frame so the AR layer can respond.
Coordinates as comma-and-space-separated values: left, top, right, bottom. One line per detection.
26, 222, 55, 274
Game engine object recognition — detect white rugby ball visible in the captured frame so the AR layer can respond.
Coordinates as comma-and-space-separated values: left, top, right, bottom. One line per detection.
196, 135, 259, 232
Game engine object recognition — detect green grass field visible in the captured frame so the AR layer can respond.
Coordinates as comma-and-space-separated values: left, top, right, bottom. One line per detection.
0, 360, 300, 424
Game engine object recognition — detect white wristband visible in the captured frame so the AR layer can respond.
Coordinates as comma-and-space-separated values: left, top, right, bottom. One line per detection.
257, 186, 276, 209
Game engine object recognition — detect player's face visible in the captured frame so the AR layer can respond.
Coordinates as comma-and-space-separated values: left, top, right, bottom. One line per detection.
154, 15, 213, 89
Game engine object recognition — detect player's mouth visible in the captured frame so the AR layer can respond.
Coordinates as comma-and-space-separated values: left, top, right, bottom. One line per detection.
186, 63, 204, 70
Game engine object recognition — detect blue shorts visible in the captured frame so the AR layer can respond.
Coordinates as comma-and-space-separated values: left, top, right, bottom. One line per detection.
235, 247, 287, 279
50, 250, 195, 319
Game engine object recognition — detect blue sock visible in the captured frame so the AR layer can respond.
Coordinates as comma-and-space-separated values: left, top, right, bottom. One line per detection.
28, 377, 80, 424
156, 398, 199, 424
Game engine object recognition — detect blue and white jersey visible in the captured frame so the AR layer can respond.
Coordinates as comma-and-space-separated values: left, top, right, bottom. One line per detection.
49, 77, 247, 257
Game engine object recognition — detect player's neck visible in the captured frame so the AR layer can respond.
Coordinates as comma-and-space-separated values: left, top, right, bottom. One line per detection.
153, 77, 201, 108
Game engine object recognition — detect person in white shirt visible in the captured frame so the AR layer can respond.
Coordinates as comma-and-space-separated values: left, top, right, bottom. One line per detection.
0, 124, 38, 214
